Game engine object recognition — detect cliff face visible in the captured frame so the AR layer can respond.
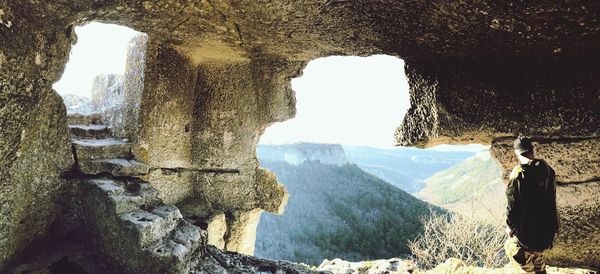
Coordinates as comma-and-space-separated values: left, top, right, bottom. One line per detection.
258, 143, 350, 166
1, 0, 599, 271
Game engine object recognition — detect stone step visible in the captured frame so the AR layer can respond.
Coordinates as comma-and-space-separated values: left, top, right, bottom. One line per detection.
83, 178, 160, 214
79, 177, 206, 273
67, 113, 103, 125
149, 221, 205, 264
79, 159, 149, 177
72, 138, 131, 161
120, 206, 181, 247
69, 124, 111, 139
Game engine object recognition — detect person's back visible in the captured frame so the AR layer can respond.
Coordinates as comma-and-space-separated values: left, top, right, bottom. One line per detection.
505, 137, 559, 274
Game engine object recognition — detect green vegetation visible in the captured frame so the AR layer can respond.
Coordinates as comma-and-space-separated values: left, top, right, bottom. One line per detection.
255, 160, 439, 265
417, 151, 505, 222
344, 146, 474, 193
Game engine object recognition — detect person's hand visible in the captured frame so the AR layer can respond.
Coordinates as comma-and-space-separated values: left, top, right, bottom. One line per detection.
505, 226, 514, 237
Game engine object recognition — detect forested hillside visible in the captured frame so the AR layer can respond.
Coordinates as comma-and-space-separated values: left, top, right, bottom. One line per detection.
417, 151, 505, 222
255, 144, 437, 265
344, 146, 474, 193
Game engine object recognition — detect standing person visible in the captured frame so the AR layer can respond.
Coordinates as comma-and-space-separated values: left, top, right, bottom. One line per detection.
504, 136, 559, 274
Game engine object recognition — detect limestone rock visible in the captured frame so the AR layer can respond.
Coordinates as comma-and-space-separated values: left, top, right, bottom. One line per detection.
69, 124, 111, 139
490, 137, 600, 184
134, 44, 296, 254
67, 113, 103, 125
61, 93, 94, 115
11, 1, 600, 61
318, 258, 416, 274
422, 258, 594, 274
118, 34, 147, 141
91, 74, 124, 113
224, 209, 263, 255
257, 143, 351, 166
206, 213, 227, 250
198, 246, 326, 274
0, 4, 74, 264
90, 34, 148, 141
395, 61, 600, 147
77, 177, 207, 273
3, 0, 600, 270
544, 182, 600, 270
0, 90, 73, 265
72, 138, 132, 161
78, 158, 149, 177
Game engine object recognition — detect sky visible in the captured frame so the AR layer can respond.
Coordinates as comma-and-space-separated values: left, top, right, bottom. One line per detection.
259, 55, 411, 148
53, 22, 487, 151
53, 23, 139, 98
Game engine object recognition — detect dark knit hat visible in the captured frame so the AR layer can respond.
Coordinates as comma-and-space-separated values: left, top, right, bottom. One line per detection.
514, 136, 534, 155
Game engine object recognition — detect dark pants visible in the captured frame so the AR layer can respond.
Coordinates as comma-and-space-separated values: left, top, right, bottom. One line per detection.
505, 236, 547, 274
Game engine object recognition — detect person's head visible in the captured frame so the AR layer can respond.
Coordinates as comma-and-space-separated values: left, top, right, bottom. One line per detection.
514, 136, 534, 161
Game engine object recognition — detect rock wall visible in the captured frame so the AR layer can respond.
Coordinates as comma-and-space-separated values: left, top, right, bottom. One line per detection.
0, 3, 74, 265
489, 137, 600, 269
0, 90, 74, 266
91, 74, 124, 113
394, 59, 600, 269
395, 59, 600, 147
90, 34, 148, 141
135, 41, 302, 255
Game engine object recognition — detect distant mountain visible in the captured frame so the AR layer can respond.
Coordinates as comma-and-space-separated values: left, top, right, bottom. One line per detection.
255, 143, 437, 266
417, 151, 505, 222
343, 146, 475, 193
257, 143, 349, 166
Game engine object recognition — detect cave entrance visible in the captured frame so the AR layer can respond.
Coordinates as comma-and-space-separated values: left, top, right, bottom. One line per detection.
254, 55, 502, 267
53, 22, 143, 114
53, 22, 147, 140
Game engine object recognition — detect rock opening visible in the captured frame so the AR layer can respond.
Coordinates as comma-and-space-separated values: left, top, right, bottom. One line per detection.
1, 1, 599, 272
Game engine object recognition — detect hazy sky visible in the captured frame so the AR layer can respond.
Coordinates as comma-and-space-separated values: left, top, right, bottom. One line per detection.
260, 55, 411, 147
54, 23, 486, 151
53, 23, 139, 98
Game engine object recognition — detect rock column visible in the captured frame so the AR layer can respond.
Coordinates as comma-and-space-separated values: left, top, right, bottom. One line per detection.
136, 41, 302, 255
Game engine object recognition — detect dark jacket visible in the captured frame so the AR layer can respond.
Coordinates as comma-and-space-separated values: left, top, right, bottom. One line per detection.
506, 159, 559, 251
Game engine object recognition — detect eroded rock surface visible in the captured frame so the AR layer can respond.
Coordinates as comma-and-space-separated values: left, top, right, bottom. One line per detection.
489, 137, 600, 269
134, 43, 295, 253
318, 258, 416, 274
491, 137, 600, 184
0, 90, 74, 264
423, 258, 594, 274
395, 60, 600, 147
91, 34, 148, 141
1, 113, 318, 274
2, 0, 600, 271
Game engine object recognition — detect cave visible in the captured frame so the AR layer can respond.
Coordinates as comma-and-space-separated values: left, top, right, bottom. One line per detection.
253, 56, 500, 265
1, 1, 599, 273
